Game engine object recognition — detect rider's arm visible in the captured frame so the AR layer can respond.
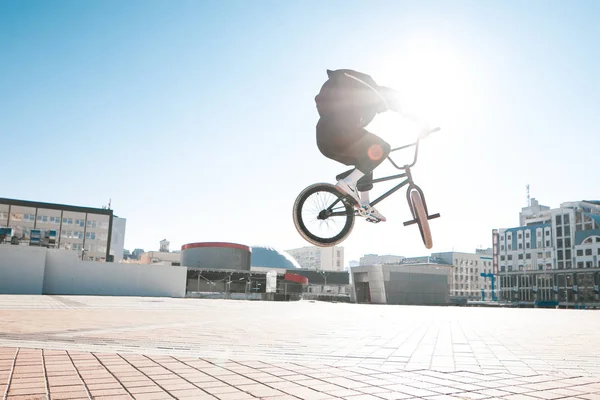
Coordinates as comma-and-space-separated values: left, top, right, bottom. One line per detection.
378, 86, 420, 122
377, 86, 401, 112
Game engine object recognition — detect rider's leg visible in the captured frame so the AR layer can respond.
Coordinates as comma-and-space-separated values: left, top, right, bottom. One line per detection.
352, 136, 390, 221
316, 120, 390, 213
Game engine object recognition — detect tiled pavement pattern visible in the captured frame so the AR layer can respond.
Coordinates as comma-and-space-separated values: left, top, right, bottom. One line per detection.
0, 296, 599, 399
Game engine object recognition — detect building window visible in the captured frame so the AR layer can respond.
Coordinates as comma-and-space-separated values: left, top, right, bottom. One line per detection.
577, 249, 583, 257
564, 226, 571, 236
556, 215, 562, 225
518, 254, 523, 260
508, 255, 513, 261
558, 250, 563, 260
518, 244, 522, 249
577, 262, 584, 269
546, 251, 551, 258
501, 266, 506, 272
546, 240, 550, 247
537, 231, 542, 237
538, 265, 543, 270
526, 232, 530, 238
565, 249, 571, 260
526, 253, 531, 260
586, 261, 593, 268
558, 262, 564, 269
566, 261, 572, 269
518, 233, 522, 239
500, 255, 505, 261
565, 238, 571, 247
508, 266, 513, 272
585, 248, 592, 256
501, 245, 505, 251
557, 227, 563, 237
564, 214, 570, 224
557, 239, 563, 248
526, 243, 530, 249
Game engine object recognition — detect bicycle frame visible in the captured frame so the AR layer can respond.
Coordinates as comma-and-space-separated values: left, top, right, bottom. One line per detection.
321, 127, 439, 219
357, 127, 435, 208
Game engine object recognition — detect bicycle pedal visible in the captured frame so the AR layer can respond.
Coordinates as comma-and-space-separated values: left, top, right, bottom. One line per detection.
428, 213, 441, 220
366, 218, 381, 224
403, 219, 417, 226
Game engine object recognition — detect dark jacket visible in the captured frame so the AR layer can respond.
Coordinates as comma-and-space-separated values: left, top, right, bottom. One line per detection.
315, 69, 396, 128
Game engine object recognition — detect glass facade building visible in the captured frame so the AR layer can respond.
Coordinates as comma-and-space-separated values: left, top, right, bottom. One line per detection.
0, 197, 113, 261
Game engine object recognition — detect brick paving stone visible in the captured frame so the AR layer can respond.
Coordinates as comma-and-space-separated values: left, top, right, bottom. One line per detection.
212, 391, 255, 400
130, 392, 174, 400
3, 296, 600, 399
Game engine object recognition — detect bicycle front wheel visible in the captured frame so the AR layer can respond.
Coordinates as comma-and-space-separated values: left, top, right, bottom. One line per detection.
410, 189, 433, 249
293, 183, 355, 247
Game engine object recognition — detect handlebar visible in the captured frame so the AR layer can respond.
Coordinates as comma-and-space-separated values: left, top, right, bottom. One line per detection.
388, 126, 440, 170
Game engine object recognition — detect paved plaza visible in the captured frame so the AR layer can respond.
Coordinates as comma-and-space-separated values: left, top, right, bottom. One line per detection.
0, 296, 599, 400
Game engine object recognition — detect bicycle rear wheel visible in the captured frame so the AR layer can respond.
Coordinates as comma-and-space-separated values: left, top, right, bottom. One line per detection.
410, 189, 433, 249
293, 183, 355, 247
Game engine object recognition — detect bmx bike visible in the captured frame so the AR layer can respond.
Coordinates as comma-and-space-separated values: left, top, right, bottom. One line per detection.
292, 127, 441, 249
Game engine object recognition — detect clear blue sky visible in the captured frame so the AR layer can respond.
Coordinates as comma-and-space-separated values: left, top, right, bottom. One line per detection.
1, 0, 599, 263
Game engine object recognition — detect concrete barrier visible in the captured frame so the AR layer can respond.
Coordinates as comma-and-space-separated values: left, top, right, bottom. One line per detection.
0, 245, 186, 297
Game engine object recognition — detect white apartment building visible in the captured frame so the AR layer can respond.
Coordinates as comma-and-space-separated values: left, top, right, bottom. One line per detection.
494, 199, 600, 307
359, 253, 405, 266
285, 245, 344, 271
433, 249, 496, 301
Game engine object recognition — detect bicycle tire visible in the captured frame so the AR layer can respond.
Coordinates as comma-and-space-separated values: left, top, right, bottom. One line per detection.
410, 189, 433, 249
293, 183, 355, 247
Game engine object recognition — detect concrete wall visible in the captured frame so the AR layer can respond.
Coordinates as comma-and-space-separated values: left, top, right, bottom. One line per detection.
0, 245, 47, 294
0, 245, 186, 297
351, 263, 451, 305
43, 250, 186, 297
383, 264, 450, 305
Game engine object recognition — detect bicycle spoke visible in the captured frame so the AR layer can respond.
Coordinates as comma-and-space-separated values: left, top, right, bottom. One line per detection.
301, 190, 349, 240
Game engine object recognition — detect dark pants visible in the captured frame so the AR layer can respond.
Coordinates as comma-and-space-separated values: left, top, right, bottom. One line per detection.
316, 117, 390, 192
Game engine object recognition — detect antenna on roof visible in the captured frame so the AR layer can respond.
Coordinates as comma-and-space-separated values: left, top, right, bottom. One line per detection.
526, 184, 531, 207
108, 198, 112, 210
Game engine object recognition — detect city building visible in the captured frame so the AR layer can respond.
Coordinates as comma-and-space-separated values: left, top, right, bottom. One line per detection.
140, 251, 181, 266
359, 253, 405, 266
159, 239, 170, 252
251, 246, 349, 297
109, 216, 127, 262
285, 245, 344, 271
180, 242, 249, 270
131, 248, 145, 259
432, 249, 496, 301
351, 258, 452, 305
251, 246, 301, 270
494, 199, 600, 307
0, 197, 125, 262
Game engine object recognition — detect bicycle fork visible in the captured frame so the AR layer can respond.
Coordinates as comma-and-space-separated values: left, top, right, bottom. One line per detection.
402, 168, 441, 227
